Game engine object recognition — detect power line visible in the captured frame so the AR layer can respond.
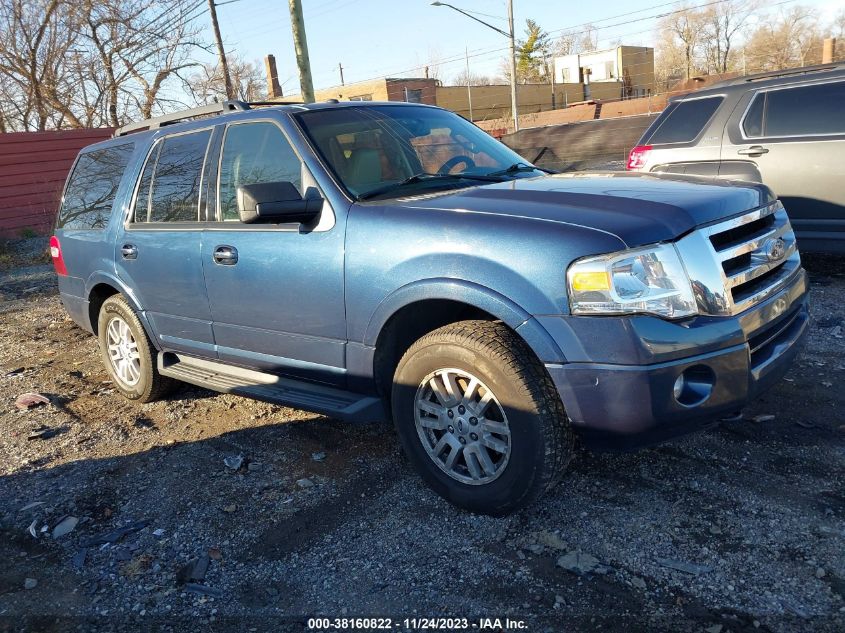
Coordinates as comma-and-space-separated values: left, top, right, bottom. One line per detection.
340, 0, 800, 87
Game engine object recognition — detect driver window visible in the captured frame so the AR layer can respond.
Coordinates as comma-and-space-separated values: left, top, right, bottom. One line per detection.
218, 122, 302, 221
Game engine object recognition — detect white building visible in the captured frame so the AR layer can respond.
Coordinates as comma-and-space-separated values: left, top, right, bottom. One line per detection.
554, 46, 655, 98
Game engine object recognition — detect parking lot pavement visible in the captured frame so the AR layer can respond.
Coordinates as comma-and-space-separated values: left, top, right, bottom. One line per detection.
0, 241, 843, 631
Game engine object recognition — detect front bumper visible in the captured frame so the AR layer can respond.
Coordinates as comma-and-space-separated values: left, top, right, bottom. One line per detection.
543, 270, 809, 450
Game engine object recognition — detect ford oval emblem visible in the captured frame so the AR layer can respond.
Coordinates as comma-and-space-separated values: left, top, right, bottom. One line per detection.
764, 237, 786, 262
771, 296, 788, 318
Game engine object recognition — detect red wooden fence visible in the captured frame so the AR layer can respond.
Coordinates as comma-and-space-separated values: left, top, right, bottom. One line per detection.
0, 128, 113, 237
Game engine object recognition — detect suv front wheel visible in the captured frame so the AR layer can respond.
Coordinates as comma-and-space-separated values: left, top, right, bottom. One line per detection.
97, 295, 173, 402
391, 321, 573, 516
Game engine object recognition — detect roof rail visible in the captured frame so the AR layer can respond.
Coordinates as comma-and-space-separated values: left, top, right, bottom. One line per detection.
707, 63, 845, 89
113, 100, 300, 137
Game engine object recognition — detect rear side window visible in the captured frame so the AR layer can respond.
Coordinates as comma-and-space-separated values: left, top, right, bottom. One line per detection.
764, 81, 845, 137
742, 93, 765, 137
646, 96, 723, 145
133, 130, 211, 223
57, 143, 134, 229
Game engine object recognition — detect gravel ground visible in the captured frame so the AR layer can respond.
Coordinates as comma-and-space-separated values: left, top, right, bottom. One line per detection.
0, 238, 843, 632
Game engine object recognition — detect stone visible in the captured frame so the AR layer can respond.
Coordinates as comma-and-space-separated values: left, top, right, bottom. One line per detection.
557, 551, 601, 576
656, 558, 713, 576
52, 516, 78, 539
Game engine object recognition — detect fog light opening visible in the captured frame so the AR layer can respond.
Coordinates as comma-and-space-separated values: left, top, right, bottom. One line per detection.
673, 365, 715, 407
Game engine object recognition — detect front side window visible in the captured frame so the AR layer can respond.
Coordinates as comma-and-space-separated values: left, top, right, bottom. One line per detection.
133, 129, 211, 223
646, 96, 723, 145
57, 143, 134, 229
296, 105, 536, 198
217, 122, 302, 221
763, 81, 845, 137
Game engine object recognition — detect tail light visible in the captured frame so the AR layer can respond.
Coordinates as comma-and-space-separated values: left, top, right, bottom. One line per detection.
49, 235, 67, 276
626, 145, 652, 171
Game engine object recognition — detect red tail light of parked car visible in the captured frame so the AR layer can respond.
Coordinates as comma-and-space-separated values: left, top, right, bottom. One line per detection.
50, 236, 67, 276
626, 145, 652, 171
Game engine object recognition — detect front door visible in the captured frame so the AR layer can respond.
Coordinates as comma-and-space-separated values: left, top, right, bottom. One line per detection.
722, 80, 845, 247
116, 128, 216, 358
200, 120, 347, 385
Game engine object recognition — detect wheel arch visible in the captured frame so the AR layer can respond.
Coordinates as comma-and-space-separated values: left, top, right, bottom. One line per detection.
366, 279, 565, 399
85, 272, 155, 343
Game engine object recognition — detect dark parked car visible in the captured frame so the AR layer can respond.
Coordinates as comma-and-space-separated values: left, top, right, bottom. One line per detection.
627, 63, 845, 253
52, 100, 808, 515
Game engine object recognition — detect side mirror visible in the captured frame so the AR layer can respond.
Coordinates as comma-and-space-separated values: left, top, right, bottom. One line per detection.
236, 181, 322, 224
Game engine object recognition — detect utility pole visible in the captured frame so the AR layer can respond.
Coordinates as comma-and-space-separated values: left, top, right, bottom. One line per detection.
288, 0, 315, 103
208, 0, 234, 100
507, 0, 519, 131
338, 62, 345, 85
431, 1, 519, 130
465, 47, 473, 121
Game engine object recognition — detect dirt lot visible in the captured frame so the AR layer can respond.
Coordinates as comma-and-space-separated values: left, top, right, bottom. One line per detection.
0, 237, 843, 632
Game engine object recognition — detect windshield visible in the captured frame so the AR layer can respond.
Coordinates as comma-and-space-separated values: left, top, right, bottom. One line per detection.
294, 105, 539, 199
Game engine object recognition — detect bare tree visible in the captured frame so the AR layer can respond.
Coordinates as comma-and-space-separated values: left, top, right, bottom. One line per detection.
658, 5, 706, 80
0, 0, 81, 130
701, 0, 757, 74
186, 56, 266, 105
0, 0, 207, 131
743, 6, 824, 72
836, 8, 845, 39
450, 69, 494, 86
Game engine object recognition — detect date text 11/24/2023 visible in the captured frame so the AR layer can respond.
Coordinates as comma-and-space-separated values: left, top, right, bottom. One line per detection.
306, 617, 528, 630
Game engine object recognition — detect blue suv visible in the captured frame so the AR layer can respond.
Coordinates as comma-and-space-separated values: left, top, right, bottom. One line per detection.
51, 100, 808, 515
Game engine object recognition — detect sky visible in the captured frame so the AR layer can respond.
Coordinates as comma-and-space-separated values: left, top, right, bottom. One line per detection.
208, 0, 845, 95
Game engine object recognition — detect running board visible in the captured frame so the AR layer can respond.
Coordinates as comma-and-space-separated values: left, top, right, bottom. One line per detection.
158, 353, 387, 422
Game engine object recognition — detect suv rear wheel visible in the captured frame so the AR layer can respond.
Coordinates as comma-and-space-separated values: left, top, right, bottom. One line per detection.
391, 320, 573, 516
97, 295, 173, 402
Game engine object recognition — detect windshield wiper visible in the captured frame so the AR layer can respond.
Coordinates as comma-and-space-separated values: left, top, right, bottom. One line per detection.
356, 172, 503, 201
484, 162, 556, 177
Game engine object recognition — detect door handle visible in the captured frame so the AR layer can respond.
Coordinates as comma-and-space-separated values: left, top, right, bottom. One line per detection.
213, 245, 238, 265
121, 244, 138, 260
737, 145, 769, 156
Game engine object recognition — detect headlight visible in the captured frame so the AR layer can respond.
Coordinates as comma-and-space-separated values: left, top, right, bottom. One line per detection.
567, 243, 697, 318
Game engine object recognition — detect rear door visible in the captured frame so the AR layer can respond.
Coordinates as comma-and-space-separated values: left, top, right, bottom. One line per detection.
722, 79, 845, 248
200, 119, 347, 385
115, 128, 216, 357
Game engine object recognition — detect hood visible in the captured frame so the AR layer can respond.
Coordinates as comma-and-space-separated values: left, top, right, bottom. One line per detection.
401, 172, 775, 247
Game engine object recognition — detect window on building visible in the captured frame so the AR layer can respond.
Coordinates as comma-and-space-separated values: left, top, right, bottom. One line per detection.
133, 130, 211, 223
561, 68, 571, 83
349, 94, 373, 101
646, 96, 723, 145
404, 88, 423, 103
57, 143, 134, 229
604, 61, 615, 79
763, 81, 845, 137
217, 122, 303, 221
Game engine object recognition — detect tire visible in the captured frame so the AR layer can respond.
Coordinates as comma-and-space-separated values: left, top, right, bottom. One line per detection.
391, 320, 573, 516
97, 295, 174, 403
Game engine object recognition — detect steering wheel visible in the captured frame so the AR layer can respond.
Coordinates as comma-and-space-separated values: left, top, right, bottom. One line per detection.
437, 155, 476, 174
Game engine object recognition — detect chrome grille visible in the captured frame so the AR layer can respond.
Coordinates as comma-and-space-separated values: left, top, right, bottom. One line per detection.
675, 201, 802, 316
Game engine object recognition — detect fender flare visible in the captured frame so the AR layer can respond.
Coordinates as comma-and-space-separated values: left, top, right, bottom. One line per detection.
363, 278, 566, 363
84, 271, 158, 346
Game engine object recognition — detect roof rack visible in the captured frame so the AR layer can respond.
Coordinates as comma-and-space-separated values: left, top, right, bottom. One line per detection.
113, 100, 300, 137
707, 63, 845, 89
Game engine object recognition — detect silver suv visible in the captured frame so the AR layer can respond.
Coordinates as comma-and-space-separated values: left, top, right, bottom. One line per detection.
627, 63, 845, 253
